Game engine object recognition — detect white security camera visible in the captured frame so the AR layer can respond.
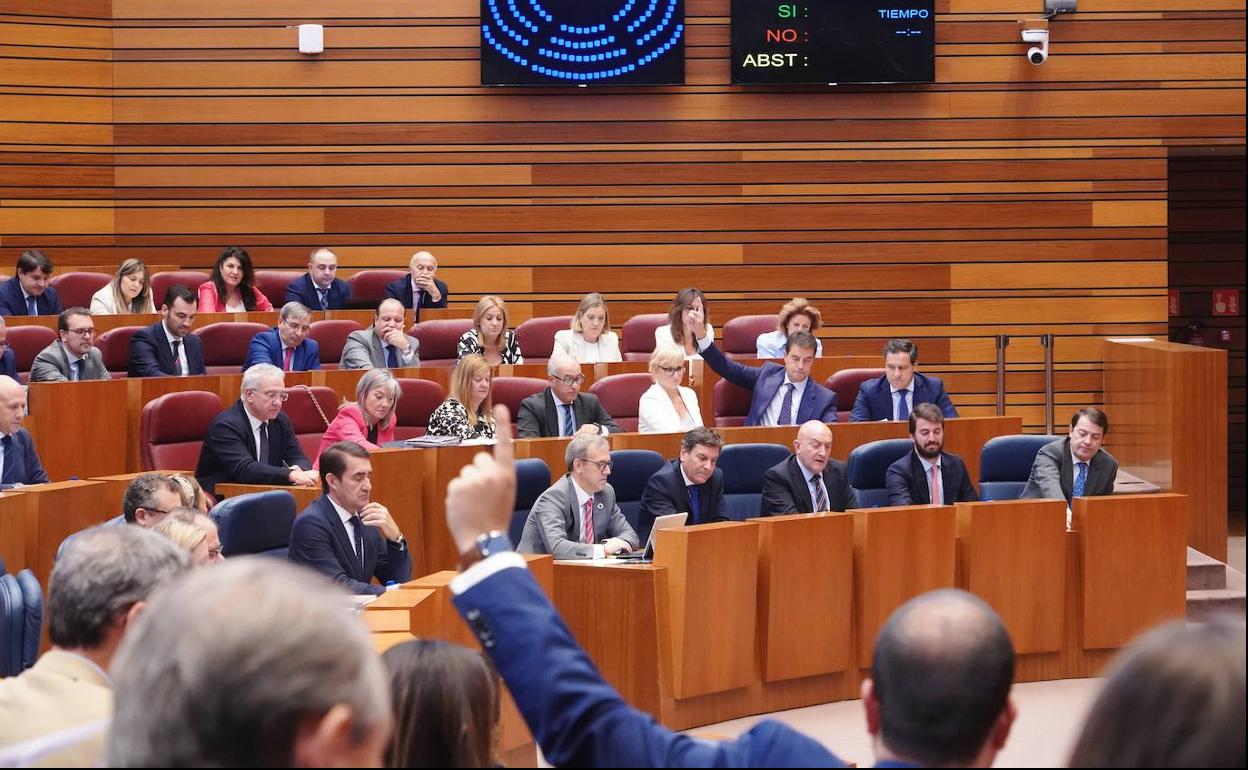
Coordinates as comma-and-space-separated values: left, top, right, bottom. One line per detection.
1021, 28, 1049, 64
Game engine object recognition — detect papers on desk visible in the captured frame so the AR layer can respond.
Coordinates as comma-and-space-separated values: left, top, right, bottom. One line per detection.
403, 435, 461, 448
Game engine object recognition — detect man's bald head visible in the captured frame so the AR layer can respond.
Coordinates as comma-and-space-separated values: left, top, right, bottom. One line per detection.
0, 374, 26, 434
797, 420, 831, 444
794, 420, 833, 475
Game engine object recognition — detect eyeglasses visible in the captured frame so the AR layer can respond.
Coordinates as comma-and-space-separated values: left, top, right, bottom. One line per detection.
657, 366, 684, 377
252, 389, 290, 402
550, 374, 585, 387
283, 319, 312, 334
66, 328, 96, 337
580, 459, 613, 472
207, 546, 223, 560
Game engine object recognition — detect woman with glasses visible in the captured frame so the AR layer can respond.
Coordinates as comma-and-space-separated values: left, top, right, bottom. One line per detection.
655, 287, 713, 360
91, 258, 156, 315
197, 246, 274, 312
427, 354, 497, 440
457, 295, 522, 365
638, 345, 703, 433
554, 292, 622, 364
315, 368, 401, 466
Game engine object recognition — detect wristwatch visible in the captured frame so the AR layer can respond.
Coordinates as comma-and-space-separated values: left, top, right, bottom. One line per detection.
457, 530, 512, 570
390, 534, 407, 551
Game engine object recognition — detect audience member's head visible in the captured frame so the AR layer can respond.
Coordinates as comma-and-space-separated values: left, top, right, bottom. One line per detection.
1067, 618, 1245, 768
793, 420, 833, 475
864, 589, 1016, 768
0, 374, 25, 436
450, 354, 493, 425
319, 440, 373, 507
776, 297, 822, 339
648, 345, 686, 392
168, 472, 210, 513
1068, 407, 1109, 463
472, 296, 509, 349
240, 363, 288, 422
308, 247, 338, 288
109, 258, 152, 313
781, 330, 818, 384
152, 516, 210, 566
57, 307, 97, 358
108, 559, 391, 766
408, 250, 438, 282
278, 301, 313, 349
546, 353, 585, 405
171, 507, 225, 564
212, 245, 260, 310
571, 292, 611, 343
16, 248, 54, 296
374, 297, 407, 339
679, 427, 723, 487
160, 284, 198, 340
908, 402, 946, 459
382, 639, 500, 769
122, 472, 184, 526
883, 339, 919, 391
356, 367, 401, 427
566, 432, 611, 493
667, 287, 707, 347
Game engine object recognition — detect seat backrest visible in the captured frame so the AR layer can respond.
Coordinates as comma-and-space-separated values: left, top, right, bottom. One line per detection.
394, 378, 446, 440
0, 569, 41, 677
8, 326, 57, 377
96, 324, 144, 374
825, 368, 886, 423
621, 314, 667, 361
140, 390, 224, 471
411, 319, 474, 365
14, 569, 41, 674
514, 316, 573, 364
284, 385, 337, 459
979, 434, 1060, 501
607, 449, 666, 536
150, 270, 209, 306
211, 490, 297, 557
722, 315, 777, 359
50, 271, 111, 309
510, 459, 553, 546
253, 270, 304, 310
347, 269, 406, 309
717, 442, 792, 520
309, 319, 362, 369
491, 377, 549, 434
193, 321, 270, 373
588, 373, 653, 432
712, 378, 752, 427
847, 438, 914, 508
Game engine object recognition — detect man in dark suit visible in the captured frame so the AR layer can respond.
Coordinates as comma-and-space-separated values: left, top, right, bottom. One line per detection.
288, 441, 411, 596
638, 427, 727, 541
517, 354, 621, 437
0, 249, 63, 317
194, 363, 319, 496
29, 308, 111, 382
694, 329, 837, 426
886, 402, 979, 506
761, 420, 857, 515
127, 284, 207, 377
0, 374, 49, 487
284, 247, 350, 311
852, 338, 958, 421
1022, 407, 1118, 505
243, 301, 321, 371
383, 250, 448, 322
0, 317, 19, 379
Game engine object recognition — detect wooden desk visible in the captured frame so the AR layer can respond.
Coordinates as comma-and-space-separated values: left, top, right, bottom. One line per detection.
3, 481, 110, 589
0, 490, 29, 576
27, 379, 130, 481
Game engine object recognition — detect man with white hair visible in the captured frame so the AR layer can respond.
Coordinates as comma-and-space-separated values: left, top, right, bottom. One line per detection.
384, 249, 448, 322
0, 373, 48, 488
516, 353, 621, 438
194, 363, 317, 496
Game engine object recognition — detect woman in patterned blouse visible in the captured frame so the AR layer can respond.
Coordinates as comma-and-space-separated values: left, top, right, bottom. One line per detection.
427, 353, 497, 440
456, 295, 523, 365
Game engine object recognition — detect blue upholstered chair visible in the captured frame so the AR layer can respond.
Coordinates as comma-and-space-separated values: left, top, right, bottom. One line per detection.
718, 443, 792, 521
846, 438, 913, 508
979, 434, 1060, 501
608, 449, 666, 537
210, 490, 297, 559
510, 459, 553, 547
0, 569, 43, 677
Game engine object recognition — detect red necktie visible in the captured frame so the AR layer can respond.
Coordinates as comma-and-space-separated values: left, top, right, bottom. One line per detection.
282, 347, 294, 371
929, 463, 941, 505
582, 498, 595, 544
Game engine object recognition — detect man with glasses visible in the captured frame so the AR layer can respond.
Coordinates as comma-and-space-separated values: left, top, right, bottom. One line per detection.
517, 432, 639, 559
121, 472, 184, 527
244, 301, 321, 371
30, 307, 111, 381
195, 363, 317, 496
517, 353, 621, 438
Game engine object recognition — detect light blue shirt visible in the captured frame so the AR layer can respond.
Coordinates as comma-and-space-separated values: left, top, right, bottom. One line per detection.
889, 383, 913, 421
755, 330, 824, 359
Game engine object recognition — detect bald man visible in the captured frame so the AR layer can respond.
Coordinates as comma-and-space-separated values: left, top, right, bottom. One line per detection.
339, 298, 420, 370
760, 420, 856, 515
0, 374, 49, 488
384, 250, 448, 322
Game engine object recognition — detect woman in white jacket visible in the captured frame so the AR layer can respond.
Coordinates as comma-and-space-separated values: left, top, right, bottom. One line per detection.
638, 344, 703, 433
553, 292, 622, 363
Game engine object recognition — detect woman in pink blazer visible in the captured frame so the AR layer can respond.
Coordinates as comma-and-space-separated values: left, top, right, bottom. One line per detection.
315, 368, 401, 467
197, 246, 274, 312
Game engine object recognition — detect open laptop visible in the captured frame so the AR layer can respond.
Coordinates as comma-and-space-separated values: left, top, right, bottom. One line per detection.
613, 512, 687, 562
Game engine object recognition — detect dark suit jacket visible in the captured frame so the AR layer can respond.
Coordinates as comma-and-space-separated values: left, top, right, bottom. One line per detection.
243, 327, 321, 371
885, 449, 979, 506
452, 563, 847, 767
1, 428, 49, 488
1021, 437, 1118, 505
284, 274, 350, 310
0, 279, 62, 317
851, 372, 957, 422
194, 400, 311, 496
127, 321, 206, 377
288, 495, 412, 596
0, 348, 15, 379
701, 341, 837, 426
516, 388, 622, 438
761, 455, 857, 515
638, 460, 727, 538
383, 275, 449, 320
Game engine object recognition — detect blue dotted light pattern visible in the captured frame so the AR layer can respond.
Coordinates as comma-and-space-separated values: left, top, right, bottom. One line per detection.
483, 0, 684, 82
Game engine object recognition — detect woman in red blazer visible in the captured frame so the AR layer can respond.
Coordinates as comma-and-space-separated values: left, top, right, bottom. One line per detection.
315, 367, 400, 467
197, 245, 274, 312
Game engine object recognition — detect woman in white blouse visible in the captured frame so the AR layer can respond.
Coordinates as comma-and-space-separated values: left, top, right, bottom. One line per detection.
91, 258, 157, 314
654, 287, 713, 360
554, 292, 622, 363
638, 345, 703, 433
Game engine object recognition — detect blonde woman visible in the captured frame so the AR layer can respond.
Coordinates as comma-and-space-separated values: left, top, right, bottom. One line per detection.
91, 258, 156, 315
638, 345, 703, 433
315, 368, 400, 464
457, 296, 523, 365
152, 517, 210, 566
757, 298, 824, 359
654, 287, 713, 360
427, 354, 497, 440
554, 292, 622, 363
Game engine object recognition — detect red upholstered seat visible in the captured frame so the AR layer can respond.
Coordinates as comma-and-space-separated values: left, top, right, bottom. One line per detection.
49, 272, 111, 309
150, 271, 210, 307
621, 314, 667, 362
713, 378, 752, 427
347, 269, 405, 309
253, 270, 304, 310
722, 314, 777, 360
8, 326, 57, 383
491, 377, 549, 437
825, 368, 886, 423
193, 321, 270, 374
394, 378, 447, 440
95, 325, 144, 376
308, 319, 362, 370
514, 315, 573, 365
411, 319, 474, 366
589, 373, 653, 432
140, 390, 224, 471
283, 385, 337, 459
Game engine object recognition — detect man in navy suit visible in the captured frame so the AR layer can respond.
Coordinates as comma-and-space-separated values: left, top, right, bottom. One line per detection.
852, 338, 957, 422
383, 250, 448, 322
761, 420, 857, 515
0, 249, 63, 317
695, 329, 837, 426
127, 284, 207, 377
638, 427, 728, 541
194, 364, 319, 496
0, 375, 49, 488
0, 317, 17, 379
284, 247, 350, 311
886, 402, 979, 506
288, 441, 411, 596
243, 301, 321, 371
436, 407, 1019, 768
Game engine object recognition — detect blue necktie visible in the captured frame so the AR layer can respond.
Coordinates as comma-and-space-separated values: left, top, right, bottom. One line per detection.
386, 344, 399, 368
561, 403, 575, 437
686, 484, 701, 524
70, 360, 81, 381
811, 474, 829, 512
26, 296, 37, 315
896, 389, 910, 421
777, 383, 796, 425
1073, 462, 1088, 498
1, 434, 15, 485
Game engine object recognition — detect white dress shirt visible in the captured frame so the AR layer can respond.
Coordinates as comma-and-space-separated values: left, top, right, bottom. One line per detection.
762, 376, 808, 427
243, 408, 268, 462
889, 382, 913, 421
161, 324, 190, 375
328, 495, 360, 557
798, 456, 826, 512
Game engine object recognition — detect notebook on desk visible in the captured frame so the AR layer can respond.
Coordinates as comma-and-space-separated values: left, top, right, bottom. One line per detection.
613, 512, 687, 563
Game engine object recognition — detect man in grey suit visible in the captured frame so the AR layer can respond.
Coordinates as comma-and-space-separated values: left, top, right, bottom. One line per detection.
1022, 407, 1118, 505
517, 354, 622, 438
518, 432, 640, 559
29, 307, 111, 382
339, 298, 420, 370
